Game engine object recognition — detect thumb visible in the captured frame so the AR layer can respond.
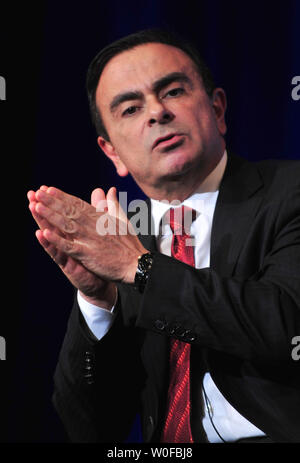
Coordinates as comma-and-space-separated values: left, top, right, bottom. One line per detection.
91, 188, 105, 207
106, 187, 127, 222
106, 187, 136, 236
106, 186, 117, 203
106, 186, 119, 217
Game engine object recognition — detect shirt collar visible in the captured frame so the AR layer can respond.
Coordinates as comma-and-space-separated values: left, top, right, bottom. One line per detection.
150, 150, 228, 236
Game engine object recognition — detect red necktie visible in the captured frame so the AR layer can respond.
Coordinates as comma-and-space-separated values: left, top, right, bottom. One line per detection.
161, 206, 196, 443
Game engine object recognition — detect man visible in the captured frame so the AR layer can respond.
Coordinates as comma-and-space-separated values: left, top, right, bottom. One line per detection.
28, 29, 300, 443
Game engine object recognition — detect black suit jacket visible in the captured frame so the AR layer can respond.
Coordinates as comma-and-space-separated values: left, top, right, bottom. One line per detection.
52, 153, 300, 443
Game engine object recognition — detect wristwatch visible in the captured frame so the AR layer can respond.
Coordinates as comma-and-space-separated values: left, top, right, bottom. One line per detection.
134, 252, 155, 293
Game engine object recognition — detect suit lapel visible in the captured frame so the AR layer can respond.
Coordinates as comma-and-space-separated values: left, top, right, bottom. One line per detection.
210, 153, 264, 276
128, 197, 158, 252
138, 214, 158, 253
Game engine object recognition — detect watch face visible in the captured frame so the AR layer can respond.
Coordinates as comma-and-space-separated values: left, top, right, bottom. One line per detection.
141, 253, 153, 270
135, 253, 154, 292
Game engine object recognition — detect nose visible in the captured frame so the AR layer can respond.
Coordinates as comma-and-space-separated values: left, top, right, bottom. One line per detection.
147, 98, 174, 126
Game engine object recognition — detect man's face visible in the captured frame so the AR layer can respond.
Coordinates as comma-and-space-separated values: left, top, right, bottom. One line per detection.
96, 43, 226, 197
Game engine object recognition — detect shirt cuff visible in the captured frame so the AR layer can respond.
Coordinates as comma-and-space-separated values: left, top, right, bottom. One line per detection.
77, 290, 118, 340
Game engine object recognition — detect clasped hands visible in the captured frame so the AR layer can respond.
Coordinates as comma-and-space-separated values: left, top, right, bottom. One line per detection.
28, 185, 147, 308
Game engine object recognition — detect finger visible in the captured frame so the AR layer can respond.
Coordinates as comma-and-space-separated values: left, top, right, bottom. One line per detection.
43, 228, 82, 259
106, 187, 123, 218
91, 188, 105, 207
27, 186, 48, 202
45, 186, 89, 212
106, 187, 136, 236
35, 188, 90, 222
29, 201, 69, 242
92, 188, 108, 213
37, 229, 96, 282
29, 201, 48, 230
36, 228, 49, 247
29, 201, 57, 231
36, 230, 68, 267
35, 202, 78, 234
106, 186, 130, 224
27, 190, 36, 202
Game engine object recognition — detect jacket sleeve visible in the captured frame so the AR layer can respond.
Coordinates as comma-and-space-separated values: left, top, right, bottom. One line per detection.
135, 188, 300, 365
52, 295, 144, 442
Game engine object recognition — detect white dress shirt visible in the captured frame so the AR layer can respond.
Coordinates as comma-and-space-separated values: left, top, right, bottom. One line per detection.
78, 150, 265, 442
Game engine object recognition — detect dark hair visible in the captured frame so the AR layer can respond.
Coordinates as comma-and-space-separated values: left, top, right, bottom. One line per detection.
86, 28, 215, 140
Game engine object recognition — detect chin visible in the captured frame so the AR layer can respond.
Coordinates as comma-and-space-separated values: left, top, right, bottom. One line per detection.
160, 162, 195, 183
165, 150, 199, 174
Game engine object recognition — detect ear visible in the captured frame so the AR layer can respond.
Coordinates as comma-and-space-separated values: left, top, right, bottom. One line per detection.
211, 88, 227, 136
97, 137, 129, 177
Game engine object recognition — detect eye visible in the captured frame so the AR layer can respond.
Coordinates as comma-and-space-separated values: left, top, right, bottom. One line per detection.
165, 87, 185, 98
122, 105, 138, 117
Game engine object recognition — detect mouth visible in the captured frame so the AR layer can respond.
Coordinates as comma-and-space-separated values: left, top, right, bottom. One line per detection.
152, 133, 184, 150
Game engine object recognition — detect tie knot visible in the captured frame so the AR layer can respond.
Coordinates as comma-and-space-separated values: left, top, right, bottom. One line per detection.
168, 206, 197, 235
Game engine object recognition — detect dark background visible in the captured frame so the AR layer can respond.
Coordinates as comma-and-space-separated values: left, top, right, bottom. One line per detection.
0, 0, 299, 443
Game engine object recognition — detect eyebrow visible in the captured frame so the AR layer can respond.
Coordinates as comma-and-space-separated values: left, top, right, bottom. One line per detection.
109, 71, 193, 114
152, 71, 193, 94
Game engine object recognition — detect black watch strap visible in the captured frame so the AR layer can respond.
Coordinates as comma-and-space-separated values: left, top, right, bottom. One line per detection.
134, 252, 154, 293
